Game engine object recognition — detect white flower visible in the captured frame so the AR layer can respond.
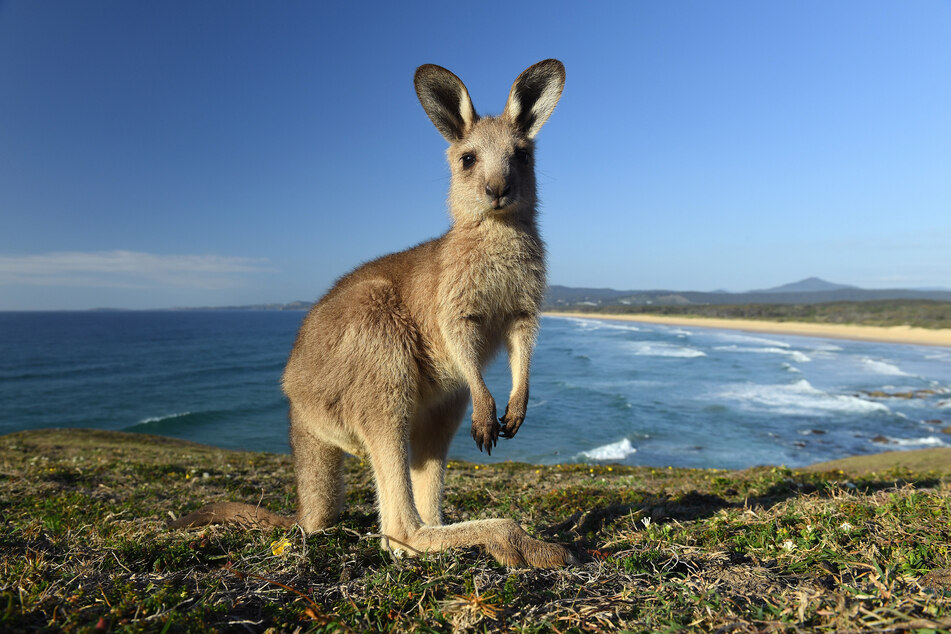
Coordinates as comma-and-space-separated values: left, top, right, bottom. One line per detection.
839, 521, 853, 532
782, 540, 796, 551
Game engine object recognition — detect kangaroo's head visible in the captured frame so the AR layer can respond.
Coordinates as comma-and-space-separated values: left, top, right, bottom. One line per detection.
415, 59, 565, 225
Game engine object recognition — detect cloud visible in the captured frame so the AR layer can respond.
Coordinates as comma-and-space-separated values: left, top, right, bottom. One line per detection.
0, 251, 275, 289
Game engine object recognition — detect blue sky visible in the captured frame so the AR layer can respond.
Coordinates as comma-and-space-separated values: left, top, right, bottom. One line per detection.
2, 1, 949, 310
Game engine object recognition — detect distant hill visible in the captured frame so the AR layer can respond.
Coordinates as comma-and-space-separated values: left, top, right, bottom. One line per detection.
175, 301, 313, 311
144, 277, 950, 312
751, 277, 858, 294
545, 279, 951, 308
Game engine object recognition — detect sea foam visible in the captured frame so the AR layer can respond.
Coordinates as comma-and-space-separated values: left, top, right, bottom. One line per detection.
579, 438, 637, 461
714, 333, 792, 348
716, 379, 890, 416
860, 357, 911, 376
135, 412, 192, 426
876, 435, 949, 448
714, 345, 812, 363
560, 317, 642, 332
624, 341, 706, 358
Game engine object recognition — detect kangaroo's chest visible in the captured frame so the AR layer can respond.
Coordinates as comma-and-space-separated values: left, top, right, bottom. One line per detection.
457, 237, 544, 318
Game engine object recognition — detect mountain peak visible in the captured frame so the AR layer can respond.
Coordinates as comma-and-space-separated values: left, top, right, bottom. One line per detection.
751, 277, 857, 294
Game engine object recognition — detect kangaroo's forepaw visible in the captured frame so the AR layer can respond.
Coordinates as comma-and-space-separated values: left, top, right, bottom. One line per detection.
471, 409, 500, 455
498, 410, 525, 439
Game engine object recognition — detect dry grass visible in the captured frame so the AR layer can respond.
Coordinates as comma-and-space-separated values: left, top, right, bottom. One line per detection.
2, 428, 950, 632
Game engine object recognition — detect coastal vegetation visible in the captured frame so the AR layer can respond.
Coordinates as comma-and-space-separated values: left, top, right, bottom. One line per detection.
3, 428, 950, 632
548, 299, 951, 330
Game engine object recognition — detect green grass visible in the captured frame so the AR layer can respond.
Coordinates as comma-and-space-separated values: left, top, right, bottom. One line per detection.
2, 429, 950, 632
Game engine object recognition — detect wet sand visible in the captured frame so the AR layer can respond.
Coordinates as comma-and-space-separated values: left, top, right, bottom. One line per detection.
545, 312, 951, 348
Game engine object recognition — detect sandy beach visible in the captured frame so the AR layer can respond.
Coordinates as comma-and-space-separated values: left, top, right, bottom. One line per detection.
546, 312, 951, 348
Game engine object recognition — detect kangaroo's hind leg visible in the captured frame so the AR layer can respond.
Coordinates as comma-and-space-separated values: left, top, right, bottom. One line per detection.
289, 405, 346, 534
366, 417, 575, 567
410, 389, 468, 526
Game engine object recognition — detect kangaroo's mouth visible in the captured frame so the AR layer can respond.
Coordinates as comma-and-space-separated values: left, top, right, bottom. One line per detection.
488, 195, 518, 212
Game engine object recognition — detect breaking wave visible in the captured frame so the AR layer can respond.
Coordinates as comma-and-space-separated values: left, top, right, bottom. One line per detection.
714, 345, 812, 363
624, 341, 706, 358
860, 357, 911, 376
579, 438, 637, 461
715, 379, 890, 417
559, 317, 643, 332
713, 333, 792, 348
135, 412, 192, 426
874, 435, 949, 449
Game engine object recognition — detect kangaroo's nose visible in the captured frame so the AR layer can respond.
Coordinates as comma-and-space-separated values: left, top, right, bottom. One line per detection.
485, 182, 511, 199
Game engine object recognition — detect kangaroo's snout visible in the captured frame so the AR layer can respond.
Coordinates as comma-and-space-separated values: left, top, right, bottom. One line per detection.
485, 178, 513, 209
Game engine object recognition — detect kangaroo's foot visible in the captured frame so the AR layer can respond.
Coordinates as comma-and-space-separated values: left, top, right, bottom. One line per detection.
480, 520, 578, 568
385, 519, 576, 568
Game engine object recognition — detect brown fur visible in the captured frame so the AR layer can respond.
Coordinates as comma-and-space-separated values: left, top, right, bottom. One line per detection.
170, 60, 572, 568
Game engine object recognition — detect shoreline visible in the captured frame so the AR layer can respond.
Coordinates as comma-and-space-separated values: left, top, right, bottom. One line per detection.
544, 311, 951, 348
4, 426, 951, 474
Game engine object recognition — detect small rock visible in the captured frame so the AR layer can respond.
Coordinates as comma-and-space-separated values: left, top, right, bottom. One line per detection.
861, 390, 918, 399
871, 435, 890, 444
924, 419, 943, 425
942, 426, 951, 436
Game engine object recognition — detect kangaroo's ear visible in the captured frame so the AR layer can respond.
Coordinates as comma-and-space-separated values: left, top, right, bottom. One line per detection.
415, 64, 478, 143
503, 59, 565, 139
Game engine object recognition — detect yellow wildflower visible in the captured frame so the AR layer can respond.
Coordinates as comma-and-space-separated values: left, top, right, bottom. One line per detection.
271, 538, 292, 557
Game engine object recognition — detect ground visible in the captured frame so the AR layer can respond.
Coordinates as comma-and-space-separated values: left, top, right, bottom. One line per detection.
2, 428, 950, 632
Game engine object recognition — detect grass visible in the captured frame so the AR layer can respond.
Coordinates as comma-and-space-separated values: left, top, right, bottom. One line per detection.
2, 428, 951, 632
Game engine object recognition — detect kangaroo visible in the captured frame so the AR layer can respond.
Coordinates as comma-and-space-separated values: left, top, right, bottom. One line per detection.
171, 59, 572, 568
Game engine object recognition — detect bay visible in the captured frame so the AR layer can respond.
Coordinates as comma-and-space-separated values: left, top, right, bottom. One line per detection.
1, 311, 948, 469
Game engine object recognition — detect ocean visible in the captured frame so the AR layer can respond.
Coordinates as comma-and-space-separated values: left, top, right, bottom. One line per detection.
1, 311, 949, 469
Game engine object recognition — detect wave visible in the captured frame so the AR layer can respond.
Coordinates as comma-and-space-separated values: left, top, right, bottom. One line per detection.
713, 333, 792, 348
579, 438, 637, 461
135, 412, 192, 425
125, 410, 222, 435
716, 379, 890, 416
809, 343, 843, 352
666, 328, 693, 337
873, 435, 949, 449
556, 316, 643, 333
860, 357, 911, 376
781, 363, 802, 374
0, 362, 127, 383
624, 341, 706, 358
714, 345, 811, 363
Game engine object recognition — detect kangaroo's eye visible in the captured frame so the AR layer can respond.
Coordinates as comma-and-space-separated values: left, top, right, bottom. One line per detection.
515, 149, 531, 164
461, 153, 476, 169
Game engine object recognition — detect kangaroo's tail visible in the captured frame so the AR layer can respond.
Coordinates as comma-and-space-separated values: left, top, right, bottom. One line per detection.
168, 502, 295, 530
